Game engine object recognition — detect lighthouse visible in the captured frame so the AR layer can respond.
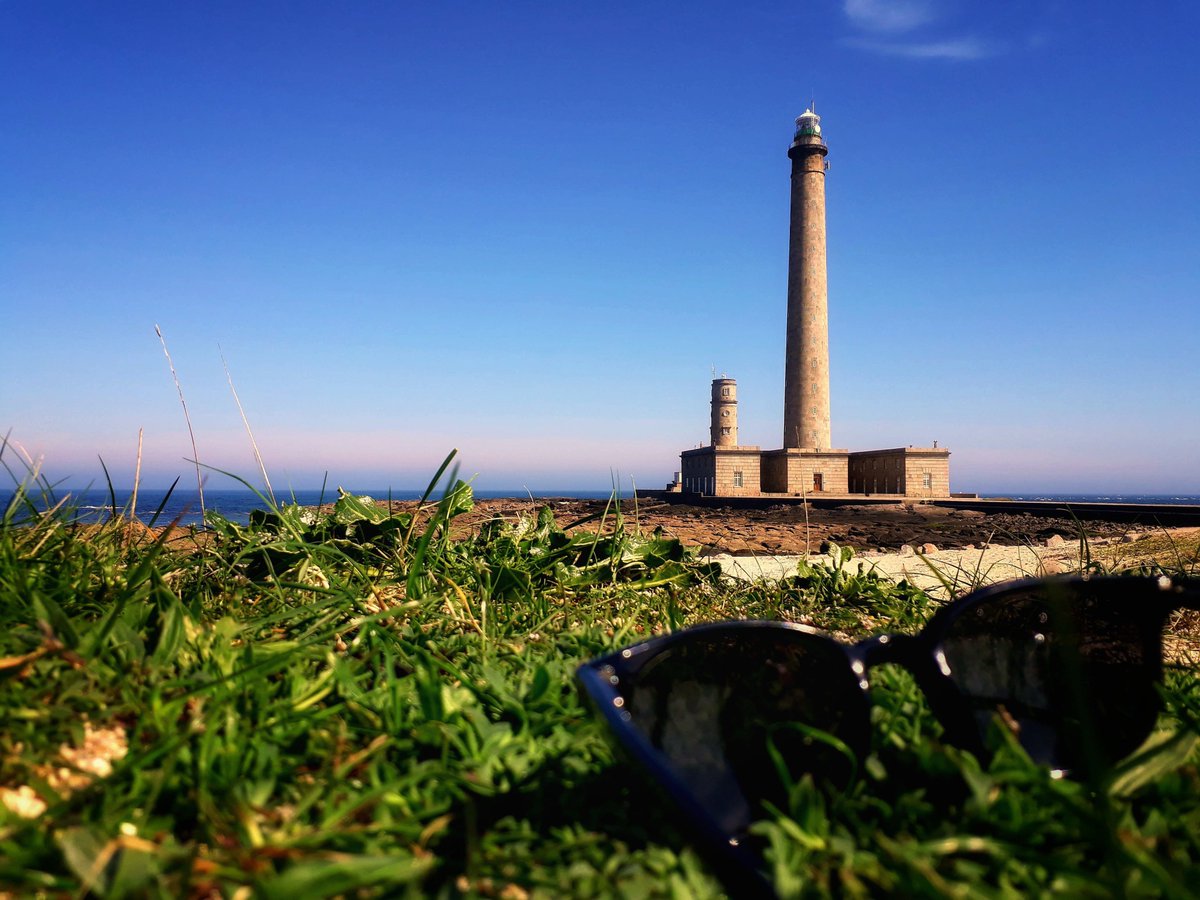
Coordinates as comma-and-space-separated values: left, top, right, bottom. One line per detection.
782, 107, 831, 450
672, 108, 951, 500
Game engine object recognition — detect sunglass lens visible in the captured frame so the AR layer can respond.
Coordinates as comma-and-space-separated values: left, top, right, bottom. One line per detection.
937, 583, 1165, 771
615, 628, 870, 837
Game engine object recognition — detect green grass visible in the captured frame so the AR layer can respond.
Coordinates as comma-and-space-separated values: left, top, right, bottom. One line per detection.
2, 462, 1199, 898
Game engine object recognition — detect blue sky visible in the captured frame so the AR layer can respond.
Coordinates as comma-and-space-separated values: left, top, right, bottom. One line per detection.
3, 1, 1198, 494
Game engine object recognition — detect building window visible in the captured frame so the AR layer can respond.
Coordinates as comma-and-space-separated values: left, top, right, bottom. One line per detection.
922, 473, 933, 489
733, 471, 744, 488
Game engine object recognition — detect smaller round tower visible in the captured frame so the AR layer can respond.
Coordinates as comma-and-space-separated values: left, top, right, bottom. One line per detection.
710, 377, 738, 447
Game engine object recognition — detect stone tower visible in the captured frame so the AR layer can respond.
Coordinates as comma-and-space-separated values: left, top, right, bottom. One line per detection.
782, 107, 831, 450
710, 377, 737, 447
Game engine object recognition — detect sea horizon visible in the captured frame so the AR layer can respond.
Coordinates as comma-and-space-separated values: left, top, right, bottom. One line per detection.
3, 486, 1200, 529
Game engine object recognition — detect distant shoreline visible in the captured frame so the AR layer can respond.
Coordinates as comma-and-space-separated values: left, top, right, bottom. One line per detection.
9, 487, 1200, 501
4, 487, 1200, 531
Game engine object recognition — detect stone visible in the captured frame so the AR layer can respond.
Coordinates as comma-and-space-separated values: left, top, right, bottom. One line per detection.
919, 542, 938, 554
1045, 534, 1066, 548
899, 544, 915, 557
1040, 558, 1067, 575
1121, 533, 1138, 544
964, 543, 976, 550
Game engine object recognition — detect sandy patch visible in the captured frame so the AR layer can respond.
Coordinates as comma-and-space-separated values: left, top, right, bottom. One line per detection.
712, 541, 1092, 597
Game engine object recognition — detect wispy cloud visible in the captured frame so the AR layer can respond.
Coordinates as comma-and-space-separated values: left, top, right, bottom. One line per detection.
843, 0, 935, 34
841, 0, 1007, 62
845, 35, 1002, 61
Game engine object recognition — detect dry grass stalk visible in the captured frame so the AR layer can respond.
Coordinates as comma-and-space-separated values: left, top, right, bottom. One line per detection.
130, 426, 143, 522
155, 324, 205, 519
221, 346, 275, 505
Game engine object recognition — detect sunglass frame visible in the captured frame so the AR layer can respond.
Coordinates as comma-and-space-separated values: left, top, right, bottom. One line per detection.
576, 574, 1198, 898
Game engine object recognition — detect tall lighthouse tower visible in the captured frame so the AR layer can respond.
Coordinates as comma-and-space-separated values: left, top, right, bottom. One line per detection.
673, 108, 951, 500
782, 107, 831, 450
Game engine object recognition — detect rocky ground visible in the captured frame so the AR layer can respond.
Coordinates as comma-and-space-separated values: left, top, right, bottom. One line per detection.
436, 497, 1151, 557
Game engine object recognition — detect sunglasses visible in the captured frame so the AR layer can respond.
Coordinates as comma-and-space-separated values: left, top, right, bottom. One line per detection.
576, 575, 1199, 897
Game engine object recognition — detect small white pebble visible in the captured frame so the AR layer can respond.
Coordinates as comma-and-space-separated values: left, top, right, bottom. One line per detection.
0, 786, 47, 819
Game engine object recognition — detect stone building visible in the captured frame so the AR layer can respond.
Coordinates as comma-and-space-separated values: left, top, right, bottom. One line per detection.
672, 109, 951, 499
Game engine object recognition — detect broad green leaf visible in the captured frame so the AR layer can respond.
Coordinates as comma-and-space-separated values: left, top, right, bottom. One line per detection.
440, 479, 474, 519
1108, 730, 1199, 798
332, 489, 389, 525
261, 854, 432, 898
56, 827, 113, 895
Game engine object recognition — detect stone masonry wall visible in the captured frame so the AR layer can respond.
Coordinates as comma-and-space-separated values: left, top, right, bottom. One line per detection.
761, 450, 849, 495
711, 449, 761, 496
903, 451, 951, 499
680, 447, 762, 496
760, 452, 787, 493
849, 450, 906, 494
679, 449, 716, 495
849, 448, 950, 498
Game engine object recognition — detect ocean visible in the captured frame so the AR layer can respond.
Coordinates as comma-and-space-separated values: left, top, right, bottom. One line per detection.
2, 488, 1198, 529
0, 487, 625, 528
981, 494, 1200, 506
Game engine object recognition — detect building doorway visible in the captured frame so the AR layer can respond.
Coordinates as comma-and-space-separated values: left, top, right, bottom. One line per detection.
812, 473, 823, 492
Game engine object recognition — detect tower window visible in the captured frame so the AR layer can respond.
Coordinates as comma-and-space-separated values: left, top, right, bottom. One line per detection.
721, 387, 730, 397
721, 427, 731, 436
721, 409, 730, 417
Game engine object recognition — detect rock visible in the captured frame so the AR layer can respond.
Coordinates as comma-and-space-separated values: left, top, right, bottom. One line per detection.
919, 542, 938, 554
1045, 534, 1066, 548
964, 543, 976, 550
1121, 533, 1138, 544
1040, 557, 1067, 575
899, 544, 915, 557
